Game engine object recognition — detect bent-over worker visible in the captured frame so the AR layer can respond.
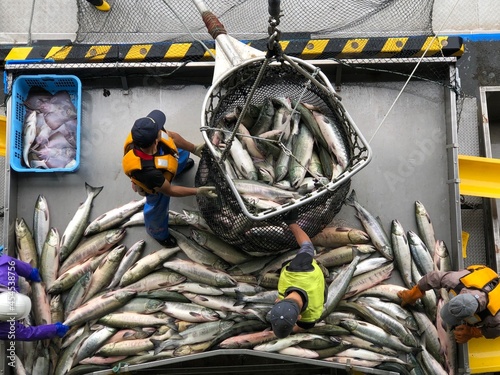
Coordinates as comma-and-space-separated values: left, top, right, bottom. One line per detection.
269, 209, 326, 338
398, 265, 500, 343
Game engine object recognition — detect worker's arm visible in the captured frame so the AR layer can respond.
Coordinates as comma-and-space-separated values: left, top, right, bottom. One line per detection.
166, 131, 196, 154
156, 179, 217, 198
0, 321, 66, 341
288, 223, 312, 247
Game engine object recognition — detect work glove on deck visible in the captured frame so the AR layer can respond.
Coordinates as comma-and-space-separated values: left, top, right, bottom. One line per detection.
284, 209, 299, 225
29, 268, 42, 282
55, 322, 70, 337
454, 324, 482, 343
193, 144, 205, 158
197, 186, 217, 198
397, 285, 425, 307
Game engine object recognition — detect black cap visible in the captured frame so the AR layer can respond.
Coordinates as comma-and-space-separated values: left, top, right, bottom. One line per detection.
131, 110, 166, 148
269, 299, 300, 338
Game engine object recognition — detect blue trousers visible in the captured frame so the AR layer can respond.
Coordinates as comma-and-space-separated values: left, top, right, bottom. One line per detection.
143, 149, 190, 241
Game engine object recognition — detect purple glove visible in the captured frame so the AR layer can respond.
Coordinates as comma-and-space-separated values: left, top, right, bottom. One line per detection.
55, 322, 69, 337
29, 268, 42, 282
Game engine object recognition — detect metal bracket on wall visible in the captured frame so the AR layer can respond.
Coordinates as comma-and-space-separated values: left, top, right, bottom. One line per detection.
335, 64, 342, 92
121, 76, 129, 95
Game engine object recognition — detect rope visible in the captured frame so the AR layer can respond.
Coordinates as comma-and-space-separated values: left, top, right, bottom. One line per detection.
368, 0, 462, 144
27, 0, 37, 46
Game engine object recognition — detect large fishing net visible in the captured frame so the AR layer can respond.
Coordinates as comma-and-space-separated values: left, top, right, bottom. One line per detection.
194, 57, 366, 254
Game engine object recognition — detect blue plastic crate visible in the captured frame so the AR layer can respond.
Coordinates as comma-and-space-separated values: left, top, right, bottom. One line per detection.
9, 74, 81, 172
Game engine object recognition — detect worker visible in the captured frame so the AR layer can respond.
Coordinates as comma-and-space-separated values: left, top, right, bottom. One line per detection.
85, 0, 111, 12
398, 265, 500, 343
122, 109, 217, 248
268, 209, 326, 338
0, 254, 69, 340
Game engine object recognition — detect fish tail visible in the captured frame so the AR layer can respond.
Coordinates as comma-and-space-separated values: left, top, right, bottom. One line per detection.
234, 290, 246, 306
151, 339, 168, 355
85, 182, 104, 198
345, 189, 357, 206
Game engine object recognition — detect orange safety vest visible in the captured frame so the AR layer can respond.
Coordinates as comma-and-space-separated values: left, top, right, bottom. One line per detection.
122, 131, 179, 194
450, 265, 500, 323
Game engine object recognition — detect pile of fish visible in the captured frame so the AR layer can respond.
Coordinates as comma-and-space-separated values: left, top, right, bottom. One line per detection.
21, 87, 78, 169
208, 97, 350, 212
13, 182, 455, 375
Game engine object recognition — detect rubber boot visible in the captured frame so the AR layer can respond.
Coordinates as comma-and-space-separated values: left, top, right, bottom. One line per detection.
95, 0, 111, 12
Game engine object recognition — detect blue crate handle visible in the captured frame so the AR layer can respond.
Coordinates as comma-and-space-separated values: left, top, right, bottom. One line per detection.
3, 59, 54, 95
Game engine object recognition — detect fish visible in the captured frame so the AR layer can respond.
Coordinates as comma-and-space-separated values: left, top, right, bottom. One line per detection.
96, 329, 176, 357
33, 194, 50, 258
22, 110, 37, 167
250, 98, 275, 136
339, 319, 416, 353
74, 326, 117, 364
391, 219, 413, 288
54, 326, 90, 375
107, 240, 145, 289
59, 183, 104, 262
415, 200, 437, 257
321, 256, 360, 320
31, 281, 52, 326
289, 124, 314, 188
63, 271, 92, 317
113, 297, 166, 314
170, 228, 229, 270
152, 320, 235, 354
233, 179, 298, 202
345, 190, 393, 260
163, 258, 237, 288
353, 256, 391, 277
311, 226, 370, 247
343, 262, 394, 299
253, 333, 332, 353
190, 228, 251, 265
82, 244, 127, 302
225, 135, 258, 180
59, 228, 126, 275
160, 301, 221, 323
236, 123, 265, 159
407, 230, 434, 275
119, 247, 180, 287
311, 109, 350, 169
63, 289, 137, 327
314, 244, 375, 268
15, 218, 38, 267
84, 198, 146, 236
123, 270, 187, 292
335, 347, 411, 367
39, 227, 59, 291
98, 312, 175, 328
434, 239, 452, 272
120, 211, 145, 228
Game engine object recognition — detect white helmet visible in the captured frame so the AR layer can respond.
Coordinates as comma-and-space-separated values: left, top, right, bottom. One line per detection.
0, 292, 32, 321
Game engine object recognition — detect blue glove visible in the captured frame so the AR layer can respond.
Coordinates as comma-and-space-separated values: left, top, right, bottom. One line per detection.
29, 268, 42, 282
55, 322, 70, 337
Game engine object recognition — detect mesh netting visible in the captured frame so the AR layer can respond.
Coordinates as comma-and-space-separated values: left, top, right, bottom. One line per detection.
76, 0, 434, 44
193, 58, 363, 255
195, 150, 351, 255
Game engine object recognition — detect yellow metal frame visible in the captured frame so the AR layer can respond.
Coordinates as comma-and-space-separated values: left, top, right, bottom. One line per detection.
468, 336, 500, 373
0, 115, 6, 157
458, 155, 500, 199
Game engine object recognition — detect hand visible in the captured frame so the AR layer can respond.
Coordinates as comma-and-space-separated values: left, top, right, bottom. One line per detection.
132, 182, 146, 196
397, 285, 425, 307
55, 322, 70, 337
197, 186, 217, 198
284, 209, 299, 225
454, 324, 482, 343
29, 268, 42, 282
193, 143, 205, 158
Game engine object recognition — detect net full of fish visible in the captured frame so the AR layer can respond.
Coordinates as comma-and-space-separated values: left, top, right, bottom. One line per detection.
14, 182, 455, 375
22, 87, 78, 169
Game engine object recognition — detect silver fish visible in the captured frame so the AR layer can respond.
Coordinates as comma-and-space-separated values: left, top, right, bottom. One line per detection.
108, 240, 145, 289
415, 200, 437, 258
84, 197, 146, 236
33, 194, 50, 258
59, 182, 104, 262
22, 109, 37, 167
345, 190, 393, 260
391, 219, 413, 288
